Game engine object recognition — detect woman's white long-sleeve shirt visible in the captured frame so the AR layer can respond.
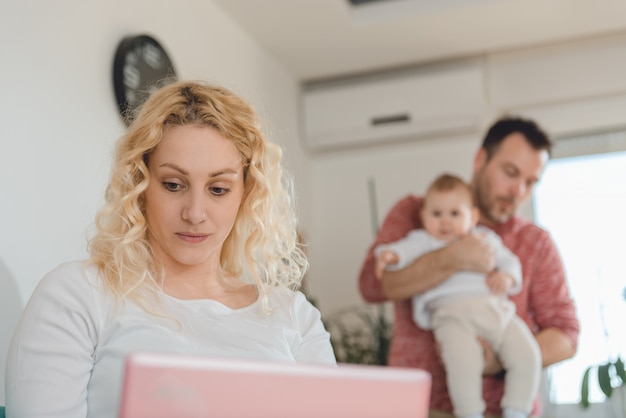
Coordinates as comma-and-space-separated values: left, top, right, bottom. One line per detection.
6, 260, 336, 418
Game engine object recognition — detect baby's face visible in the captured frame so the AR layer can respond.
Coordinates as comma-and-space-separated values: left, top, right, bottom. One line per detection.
421, 189, 476, 243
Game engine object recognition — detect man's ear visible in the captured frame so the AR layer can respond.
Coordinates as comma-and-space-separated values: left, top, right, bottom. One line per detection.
473, 148, 487, 174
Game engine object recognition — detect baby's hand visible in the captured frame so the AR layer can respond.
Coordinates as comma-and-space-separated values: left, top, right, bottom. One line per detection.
375, 250, 400, 280
486, 271, 514, 296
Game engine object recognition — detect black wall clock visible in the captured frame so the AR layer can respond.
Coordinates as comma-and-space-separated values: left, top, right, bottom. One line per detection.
113, 34, 177, 125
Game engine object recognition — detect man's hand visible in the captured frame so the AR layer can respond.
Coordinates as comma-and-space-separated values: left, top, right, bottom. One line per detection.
486, 271, 514, 296
375, 250, 400, 280
447, 232, 496, 274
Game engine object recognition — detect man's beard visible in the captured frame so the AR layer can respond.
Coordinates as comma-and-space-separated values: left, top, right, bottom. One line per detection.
474, 171, 517, 225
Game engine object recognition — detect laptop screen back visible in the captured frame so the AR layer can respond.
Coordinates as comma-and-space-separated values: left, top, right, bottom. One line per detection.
119, 352, 431, 418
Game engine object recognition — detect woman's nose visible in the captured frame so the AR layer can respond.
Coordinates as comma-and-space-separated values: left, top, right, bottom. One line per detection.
182, 191, 206, 224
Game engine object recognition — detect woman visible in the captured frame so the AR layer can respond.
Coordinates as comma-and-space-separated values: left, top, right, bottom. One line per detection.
6, 81, 336, 417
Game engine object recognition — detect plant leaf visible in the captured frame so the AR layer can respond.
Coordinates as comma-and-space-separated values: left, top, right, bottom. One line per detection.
615, 357, 626, 384
580, 366, 591, 409
598, 363, 613, 398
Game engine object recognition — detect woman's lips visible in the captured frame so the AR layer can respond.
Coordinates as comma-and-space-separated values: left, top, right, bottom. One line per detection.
176, 233, 209, 243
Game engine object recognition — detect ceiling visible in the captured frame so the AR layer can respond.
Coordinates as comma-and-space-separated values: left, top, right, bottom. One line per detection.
212, 0, 626, 83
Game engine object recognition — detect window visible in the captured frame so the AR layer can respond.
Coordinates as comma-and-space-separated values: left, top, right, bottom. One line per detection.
532, 131, 626, 416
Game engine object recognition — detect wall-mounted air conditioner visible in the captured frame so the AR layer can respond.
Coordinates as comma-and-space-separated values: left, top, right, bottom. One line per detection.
301, 59, 486, 152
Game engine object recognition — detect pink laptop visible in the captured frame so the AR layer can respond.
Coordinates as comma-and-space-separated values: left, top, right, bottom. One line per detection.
119, 352, 431, 418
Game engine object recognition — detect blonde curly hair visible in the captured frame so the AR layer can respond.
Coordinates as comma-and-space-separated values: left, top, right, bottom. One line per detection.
89, 81, 307, 312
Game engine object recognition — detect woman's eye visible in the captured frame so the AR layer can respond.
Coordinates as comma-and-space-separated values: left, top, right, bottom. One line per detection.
162, 182, 183, 192
210, 186, 230, 196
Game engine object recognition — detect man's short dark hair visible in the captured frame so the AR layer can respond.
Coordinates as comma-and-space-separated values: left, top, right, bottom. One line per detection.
482, 116, 552, 159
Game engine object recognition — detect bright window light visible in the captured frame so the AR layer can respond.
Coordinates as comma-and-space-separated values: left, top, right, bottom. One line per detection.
533, 149, 626, 406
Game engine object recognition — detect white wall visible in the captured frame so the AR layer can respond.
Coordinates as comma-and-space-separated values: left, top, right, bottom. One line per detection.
0, 0, 306, 403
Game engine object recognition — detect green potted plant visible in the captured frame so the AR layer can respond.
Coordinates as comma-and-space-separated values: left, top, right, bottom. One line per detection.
579, 286, 626, 415
580, 357, 626, 417
580, 356, 626, 408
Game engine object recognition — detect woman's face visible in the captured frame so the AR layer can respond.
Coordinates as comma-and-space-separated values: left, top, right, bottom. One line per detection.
144, 125, 245, 272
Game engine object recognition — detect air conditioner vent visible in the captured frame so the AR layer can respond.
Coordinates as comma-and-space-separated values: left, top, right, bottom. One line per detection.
301, 60, 486, 152
346, 0, 399, 6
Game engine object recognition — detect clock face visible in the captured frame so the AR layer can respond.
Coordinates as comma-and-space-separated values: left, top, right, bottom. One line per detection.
113, 35, 177, 125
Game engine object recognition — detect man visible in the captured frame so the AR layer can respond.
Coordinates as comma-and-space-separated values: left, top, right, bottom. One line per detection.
358, 116, 579, 418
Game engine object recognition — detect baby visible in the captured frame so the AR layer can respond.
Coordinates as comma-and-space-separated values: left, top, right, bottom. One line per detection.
375, 173, 541, 418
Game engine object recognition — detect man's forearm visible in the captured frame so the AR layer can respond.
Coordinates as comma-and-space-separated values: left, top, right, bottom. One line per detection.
380, 247, 458, 300
536, 327, 577, 368
483, 327, 576, 376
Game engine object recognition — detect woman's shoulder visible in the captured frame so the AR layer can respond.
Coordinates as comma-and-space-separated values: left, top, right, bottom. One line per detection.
32, 259, 104, 303
265, 287, 317, 314
266, 286, 302, 304
15, 259, 109, 342
263, 287, 324, 331
40, 259, 98, 284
